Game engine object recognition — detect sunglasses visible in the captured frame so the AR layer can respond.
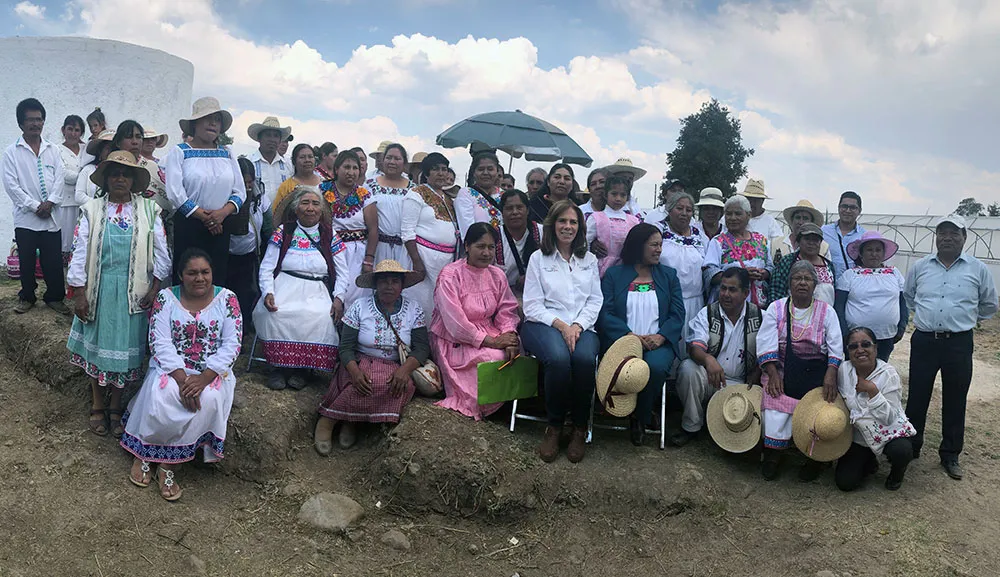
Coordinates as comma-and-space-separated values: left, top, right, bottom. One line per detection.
847, 341, 874, 351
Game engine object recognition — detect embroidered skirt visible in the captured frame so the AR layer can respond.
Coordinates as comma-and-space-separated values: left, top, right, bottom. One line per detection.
317, 353, 414, 423
253, 272, 339, 371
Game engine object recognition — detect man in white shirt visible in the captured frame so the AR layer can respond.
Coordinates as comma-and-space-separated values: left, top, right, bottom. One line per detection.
742, 179, 784, 256
246, 116, 292, 202
1, 98, 69, 315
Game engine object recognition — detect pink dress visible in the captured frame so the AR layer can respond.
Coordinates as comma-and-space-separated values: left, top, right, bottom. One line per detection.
430, 261, 521, 420
590, 210, 640, 277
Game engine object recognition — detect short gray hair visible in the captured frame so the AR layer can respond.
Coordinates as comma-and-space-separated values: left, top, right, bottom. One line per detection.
285, 185, 325, 222
665, 191, 695, 213
788, 259, 818, 285
525, 167, 547, 182
725, 194, 751, 213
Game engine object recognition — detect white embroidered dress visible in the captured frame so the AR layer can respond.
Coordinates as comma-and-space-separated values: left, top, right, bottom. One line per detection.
365, 176, 413, 267
54, 143, 85, 252
400, 184, 460, 318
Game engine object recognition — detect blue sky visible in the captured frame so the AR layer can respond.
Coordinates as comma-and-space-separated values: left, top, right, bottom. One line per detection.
5, 0, 1000, 214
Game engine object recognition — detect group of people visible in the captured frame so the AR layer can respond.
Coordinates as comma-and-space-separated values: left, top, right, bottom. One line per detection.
2, 96, 996, 501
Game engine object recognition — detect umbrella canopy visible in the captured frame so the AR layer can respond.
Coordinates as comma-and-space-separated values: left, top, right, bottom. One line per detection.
436, 110, 593, 167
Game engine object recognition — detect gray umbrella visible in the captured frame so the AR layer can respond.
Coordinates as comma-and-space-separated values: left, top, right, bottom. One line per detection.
436, 109, 593, 167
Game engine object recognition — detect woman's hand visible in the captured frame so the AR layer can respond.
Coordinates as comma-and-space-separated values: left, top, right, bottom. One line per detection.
361, 262, 373, 274
822, 367, 839, 402
348, 363, 373, 396
856, 377, 879, 397
763, 364, 783, 398
485, 332, 518, 350
746, 267, 763, 281
330, 297, 344, 324
590, 239, 608, 258
140, 279, 161, 310
505, 346, 519, 362
264, 293, 278, 312
559, 322, 583, 354
73, 293, 89, 321
389, 365, 410, 397
642, 334, 666, 351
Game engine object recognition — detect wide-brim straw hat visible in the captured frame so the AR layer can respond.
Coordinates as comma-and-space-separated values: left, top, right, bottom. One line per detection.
85, 129, 115, 156
603, 157, 647, 181
179, 96, 233, 136
782, 200, 824, 226
370, 140, 393, 158
141, 129, 169, 149
247, 116, 292, 142
356, 259, 422, 289
410, 152, 428, 165
707, 384, 763, 453
792, 388, 853, 462
89, 151, 150, 193
847, 230, 899, 262
696, 187, 726, 209
596, 335, 650, 418
742, 179, 769, 199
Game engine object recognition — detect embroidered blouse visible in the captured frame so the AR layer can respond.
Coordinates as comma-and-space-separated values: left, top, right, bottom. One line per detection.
164, 143, 245, 217
257, 222, 350, 302
400, 185, 459, 248
322, 182, 371, 231
148, 286, 243, 377
836, 266, 906, 339
67, 202, 171, 287
343, 294, 426, 361
365, 176, 413, 240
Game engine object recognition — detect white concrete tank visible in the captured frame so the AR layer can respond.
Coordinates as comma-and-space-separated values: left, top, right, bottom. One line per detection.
0, 36, 194, 243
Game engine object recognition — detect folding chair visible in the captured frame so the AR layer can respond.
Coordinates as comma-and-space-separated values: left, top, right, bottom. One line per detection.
245, 334, 268, 372
508, 354, 594, 443
589, 382, 668, 450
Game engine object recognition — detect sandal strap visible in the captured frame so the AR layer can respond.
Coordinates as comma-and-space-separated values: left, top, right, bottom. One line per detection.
90, 409, 108, 416
160, 468, 175, 488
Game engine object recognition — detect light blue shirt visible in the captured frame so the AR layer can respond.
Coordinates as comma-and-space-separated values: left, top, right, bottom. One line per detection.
822, 221, 867, 279
904, 252, 998, 333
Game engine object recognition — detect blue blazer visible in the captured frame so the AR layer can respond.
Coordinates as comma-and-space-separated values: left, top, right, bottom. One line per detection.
597, 263, 686, 355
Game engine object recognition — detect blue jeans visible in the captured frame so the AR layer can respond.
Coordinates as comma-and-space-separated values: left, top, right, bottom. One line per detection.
521, 321, 598, 427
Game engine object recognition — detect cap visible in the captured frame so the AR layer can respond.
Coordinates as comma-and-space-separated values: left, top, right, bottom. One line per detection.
936, 214, 967, 230
796, 222, 824, 239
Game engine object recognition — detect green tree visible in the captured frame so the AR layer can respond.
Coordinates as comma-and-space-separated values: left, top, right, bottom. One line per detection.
660, 99, 754, 205
218, 132, 234, 147
955, 197, 984, 218
988, 202, 1000, 217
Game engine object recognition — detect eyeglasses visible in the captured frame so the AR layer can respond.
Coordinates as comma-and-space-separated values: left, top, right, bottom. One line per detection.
839, 204, 860, 211
847, 341, 874, 351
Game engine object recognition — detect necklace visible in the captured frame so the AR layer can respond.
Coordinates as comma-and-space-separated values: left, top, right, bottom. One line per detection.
790, 302, 815, 341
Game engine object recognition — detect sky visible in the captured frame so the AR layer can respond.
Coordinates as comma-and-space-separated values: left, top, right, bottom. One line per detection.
5, 0, 1000, 215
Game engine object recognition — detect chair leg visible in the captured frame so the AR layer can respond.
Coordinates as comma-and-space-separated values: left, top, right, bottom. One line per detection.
509, 399, 518, 433
659, 382, 667, 450
586, 390, 594, 444
246, 334, 258, 372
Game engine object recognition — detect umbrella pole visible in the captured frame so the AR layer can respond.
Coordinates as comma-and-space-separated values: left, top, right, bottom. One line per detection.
508, 153, 514, 175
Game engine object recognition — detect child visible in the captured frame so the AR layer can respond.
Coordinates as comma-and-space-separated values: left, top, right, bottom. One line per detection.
587, 176, 640, 277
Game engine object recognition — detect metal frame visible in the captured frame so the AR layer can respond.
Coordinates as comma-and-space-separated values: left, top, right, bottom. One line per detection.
245, 334, 268, 372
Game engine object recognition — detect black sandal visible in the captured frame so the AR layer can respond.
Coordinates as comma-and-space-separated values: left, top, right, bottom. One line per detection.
89, 409, 108, 437
108, 409, 124, 439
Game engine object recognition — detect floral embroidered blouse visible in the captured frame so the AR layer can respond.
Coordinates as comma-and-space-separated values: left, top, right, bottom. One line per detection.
148, 286, 243, 379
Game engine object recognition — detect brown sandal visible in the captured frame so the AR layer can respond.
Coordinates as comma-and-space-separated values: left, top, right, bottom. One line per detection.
89, 409, 108, 436
157, 467, 183, 502
108, 409, 124, 439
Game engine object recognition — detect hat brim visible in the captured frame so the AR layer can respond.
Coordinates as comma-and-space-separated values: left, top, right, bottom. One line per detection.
155, 134, 169, 148
696, 198, 726, 209
355, 270, 422, 289
596, 336, 648, 417
90, 158, 151, 194
179, 109, 234, 137
792, 389, 853, 462
248, 123, 292, 143
707, 384, 763, 453
85, 137, 111, 156
742, 191, 770, 199
782, 206, 824, 227
847, 237, 899, 263
604, 165, 648, 180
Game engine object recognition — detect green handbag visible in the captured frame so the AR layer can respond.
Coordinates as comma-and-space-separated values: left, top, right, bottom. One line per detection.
477, 356, 539, 405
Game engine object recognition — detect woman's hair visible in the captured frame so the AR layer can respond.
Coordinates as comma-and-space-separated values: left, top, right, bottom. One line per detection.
110, 120, 144, 152
333, 150, 361, 179
605, 175, 629, 195
238, 156, 255, 180
87, 141, 109, 167
464, 222, 499, 248
847, 326, 877, 343
665, 191, 695, 213
383, 143, 408, 164
98, 163, 138, 197
291, 143, 314, 169
285, 185, 326, 223
537, 163, 579, 203
237, 156, 265, 209
586, 168, 610, 189
620, 223, 662, 266
725, 194, 750, 213
349, 146, 365, 156
86, 107, 106, 128
788, 259, 818, 285
62, 114, 85, 132
500, 188, 530, 210
466, 151, 500, 187
317, 142, 337, 158
419, 152, 449, 185
540, 200, 588, 258
178, 247, 213, 273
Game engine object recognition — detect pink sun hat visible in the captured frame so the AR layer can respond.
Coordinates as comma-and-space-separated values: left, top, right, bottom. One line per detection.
847, 231, 899, 262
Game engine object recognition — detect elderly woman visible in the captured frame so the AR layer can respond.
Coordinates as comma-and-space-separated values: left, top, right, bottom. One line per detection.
646, 191, 708, 328
768, 223, 837, 305
111, 120, 170, 212
500, 189, 541, 294
315, 260, 429, 452
165, 97, 245, 285
53, 114, 86, 259
528, 163, 577, 224
598, 224, 685, 445
703, 194, 773, 309
579, 168, 609, 218
757, 260, 844, 480
777, 200, 829, 260
835, 327, 915, 491
431, 223, 521, 420
68, 151, 170, 438
253, 187, 350, 391
140, 129, 168, 163
365, 143, 414, 266
121, 249, 242, 501
835, 232, 907, 361
274, 143, 323, 210
522, 201, 603, 463
525, 167, 547, 199
401, 152, 459, 318
454, 152, 503, 244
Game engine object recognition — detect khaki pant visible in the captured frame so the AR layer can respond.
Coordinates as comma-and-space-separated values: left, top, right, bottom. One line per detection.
676, 359, 740, 433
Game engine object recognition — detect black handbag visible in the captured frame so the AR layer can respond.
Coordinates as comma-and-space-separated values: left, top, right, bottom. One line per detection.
781, 299, 828, 400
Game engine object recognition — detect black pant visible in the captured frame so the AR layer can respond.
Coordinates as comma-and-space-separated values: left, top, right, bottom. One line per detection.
14, 227, 64, 304
876, 338, 895, 362
835, 439, 913, 491
225, 251, 259, 329
905, 330, 974, 461
173, 211, 232, 285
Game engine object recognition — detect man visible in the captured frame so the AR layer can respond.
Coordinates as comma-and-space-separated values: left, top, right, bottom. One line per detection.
603, 157, 646, 216
246, 116, 292, 202
904, 214, 997, 480
500, 173, 515, 191
368, 140, 392, 179
663, 179, 685, 196
742, 179, 784, 257
524, 167, 546, 198
277, 134, 291, 158
776, 199, 829, 260
675, 268, 762, 446
822, 191, 866, 278
1, 98, 69, 315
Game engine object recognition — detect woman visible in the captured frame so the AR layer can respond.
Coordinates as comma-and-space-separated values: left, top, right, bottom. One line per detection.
274, 143, 323, 212
835, 327, 915, 491
121, 249, 242, 501
86, 107, 107, 141
141, 129, 169, 163
647, 192, 707, 328
703, 195, 772, 308
835, 231, 907, 361
454, 152, 504, 246
254, 187, 350, 391
694, 188, 726, 241
776, 200, 829, 260
53, 114, 86, 259
499, 189, 541, 294
165, 97, 245, 285
524, 167, 547, 199
527, 164, 577, 224
227, 157, 272, 328
67, 151, 169, 438
112, 120, 171, 212
522, 201, 603, 463
768, 223, 836, 305
349, 146, 368, 177
579, 168, 609, 218
315, 260, 429, 452
321, 150, 380, 308
431, 224, 521, 420
757, 260, 844, 480
365, 143, 413, 266
315, 142, 338, 181
401, 152, 459, 318
74, 130, 114, 204
597, 224, 685, 445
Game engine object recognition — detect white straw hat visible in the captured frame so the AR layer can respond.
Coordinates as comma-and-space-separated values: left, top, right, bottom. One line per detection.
247, 116, 292, 142
741, 179, 769, 199
178, 96, 233, 136
792, 388, 853, 462
603, 157, 648, 180
706, 384, 763, 453
596, 335, 649, 418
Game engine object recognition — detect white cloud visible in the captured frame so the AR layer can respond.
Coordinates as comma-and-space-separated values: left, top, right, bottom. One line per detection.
14, 1, 45, 18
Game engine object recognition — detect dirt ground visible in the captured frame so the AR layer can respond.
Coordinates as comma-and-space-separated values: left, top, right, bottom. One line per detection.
2, 285, 1000, 576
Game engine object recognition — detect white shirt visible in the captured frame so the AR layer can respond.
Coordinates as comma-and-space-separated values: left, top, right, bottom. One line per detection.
686, 304, 748, 382
343, 295, 425, 361
748, 212, 784, 253
74, 164, 99, 206
501, 225, 540, 287
230, 193, 272, 256
364, 176, 413, 238
248, 149, 291, 202
2, 136, 62, 232
164, 144, 245, 216
836, 266, 905, 340
54, 143, 84, 207
258, 222, 350, 303
67, 202, 171, 286
454, 186, 502, 242
522, 249, 603, 331
400, 186, 459, 246
904, 252, 998, 333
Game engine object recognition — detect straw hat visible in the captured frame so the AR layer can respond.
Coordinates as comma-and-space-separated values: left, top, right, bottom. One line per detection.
370, 140, 393, 159
782, 200, 823, 226
596, 335, 650, 418
411, 152, 428, 164
603, 157, 648, 181
178, 96, 233, 136
696, 187, 726, 209
355, 259, 422, 289
141, 129, 169, 149
847, 231, 899, 262
791, 388, 853, 462
706, 384, 763, 453
85, 129, 115, 156
89, 151, 151, 193
247, 116, 292, 142
741, 179, 769, 199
